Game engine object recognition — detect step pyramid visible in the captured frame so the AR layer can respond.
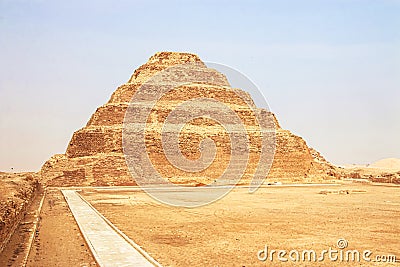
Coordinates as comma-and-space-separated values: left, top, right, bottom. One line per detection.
40, 52, 339, 186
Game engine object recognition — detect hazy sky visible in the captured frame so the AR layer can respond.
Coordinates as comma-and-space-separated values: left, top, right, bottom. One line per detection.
0, 0, 399, 172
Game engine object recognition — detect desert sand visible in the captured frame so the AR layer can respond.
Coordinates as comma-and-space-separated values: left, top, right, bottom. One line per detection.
369, 158, 400, 171
2, 183, 399, 266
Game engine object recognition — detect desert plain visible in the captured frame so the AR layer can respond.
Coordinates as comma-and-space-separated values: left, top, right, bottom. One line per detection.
1, 182, 399, 266
1, 52, 399, 266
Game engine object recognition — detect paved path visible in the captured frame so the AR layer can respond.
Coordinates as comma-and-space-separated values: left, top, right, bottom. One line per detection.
62, 190, 160, 267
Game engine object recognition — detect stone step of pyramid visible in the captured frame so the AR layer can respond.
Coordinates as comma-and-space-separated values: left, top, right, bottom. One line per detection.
40, 52, 340, 187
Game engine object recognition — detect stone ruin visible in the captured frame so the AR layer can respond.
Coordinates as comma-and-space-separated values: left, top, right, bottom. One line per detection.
40, 52, 339, 186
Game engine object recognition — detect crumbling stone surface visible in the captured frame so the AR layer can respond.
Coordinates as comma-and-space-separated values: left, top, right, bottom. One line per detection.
40, 52, 339, 186
0, 172, 39, 252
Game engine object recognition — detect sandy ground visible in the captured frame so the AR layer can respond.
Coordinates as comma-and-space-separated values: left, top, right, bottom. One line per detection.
81, 184, 400, 267
369, 158, 400, 170
0, 188, 98, 267
25, 189, 98, 267
1, 183, 399, 266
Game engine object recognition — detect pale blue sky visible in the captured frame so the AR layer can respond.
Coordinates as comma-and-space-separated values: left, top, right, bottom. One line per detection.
0, 0, 399, 171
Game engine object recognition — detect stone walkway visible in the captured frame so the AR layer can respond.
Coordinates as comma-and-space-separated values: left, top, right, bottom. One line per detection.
62, 190, 160, 267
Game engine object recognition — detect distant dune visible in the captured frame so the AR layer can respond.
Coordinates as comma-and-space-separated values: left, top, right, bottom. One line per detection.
369, 158, 400, 171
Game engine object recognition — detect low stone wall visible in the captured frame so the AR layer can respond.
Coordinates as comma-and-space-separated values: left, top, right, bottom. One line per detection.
0, 173, 40, 253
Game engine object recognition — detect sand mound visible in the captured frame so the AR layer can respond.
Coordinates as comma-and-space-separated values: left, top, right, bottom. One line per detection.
369, 158, 400, 170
